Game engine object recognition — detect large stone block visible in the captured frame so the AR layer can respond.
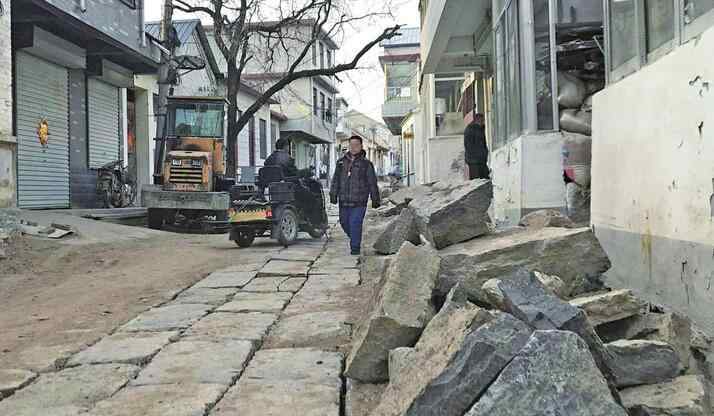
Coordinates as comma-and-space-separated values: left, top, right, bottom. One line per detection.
606, 340, 681, 388
373, 208, 419, 255
410, 180, 492, 249
437, 226, 610, 302
87, 383, 226, 416
519, 209, 575, 229
346, 379, 385, 416
0, 364, 138, 416
119, 304, 211, 332
131, 339, 254, 386
345, 242, 440, 382
495, 271, 621, 400
465, 330, 627, 416
570, 289, 647, 326
371, 288, 531, 416
68, 331, 177, 366
597, 311, 693, 371
388, 183, 434, 206
620, 375, 711, 416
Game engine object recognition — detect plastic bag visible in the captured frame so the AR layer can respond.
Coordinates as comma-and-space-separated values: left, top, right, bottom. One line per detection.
557, 72, 587, 109
560, 109, 592, 136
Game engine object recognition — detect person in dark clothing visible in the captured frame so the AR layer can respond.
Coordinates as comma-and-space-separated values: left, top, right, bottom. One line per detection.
264, 138, 298, 177
330, 136, 381, 255
463, 113, 490, 180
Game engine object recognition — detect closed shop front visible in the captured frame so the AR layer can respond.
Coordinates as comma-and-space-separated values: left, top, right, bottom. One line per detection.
15, 51, 70, 208
88, 78, 120, 168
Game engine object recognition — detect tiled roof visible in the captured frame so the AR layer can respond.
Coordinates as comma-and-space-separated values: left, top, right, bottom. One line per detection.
380, 27, 420, 47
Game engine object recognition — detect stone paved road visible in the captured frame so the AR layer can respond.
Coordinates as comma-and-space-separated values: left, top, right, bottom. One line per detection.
0, 214, 371, 415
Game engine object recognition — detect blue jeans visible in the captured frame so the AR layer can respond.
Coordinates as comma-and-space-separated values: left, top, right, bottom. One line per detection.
339, 205, 367, 253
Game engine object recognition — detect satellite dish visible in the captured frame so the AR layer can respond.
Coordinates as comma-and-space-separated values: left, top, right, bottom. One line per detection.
173, 55, 206, 71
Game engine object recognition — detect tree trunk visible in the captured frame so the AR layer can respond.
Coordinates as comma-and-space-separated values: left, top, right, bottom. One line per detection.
225, 62, 239, 177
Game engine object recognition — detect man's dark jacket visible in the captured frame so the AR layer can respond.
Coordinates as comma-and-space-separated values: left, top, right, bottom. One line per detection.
330, 150, 380, 207
464, 122, 489, 165
264, 149, 298, 177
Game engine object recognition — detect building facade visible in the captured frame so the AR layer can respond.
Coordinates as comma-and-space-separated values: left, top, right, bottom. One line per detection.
0, 0, 13, 207
336, 109, 395, 177
592, 1, 714, 334
421, 0, 603, 223
380, 27, 421, 136
208, 20, 339, 180
3, 0, 163, 209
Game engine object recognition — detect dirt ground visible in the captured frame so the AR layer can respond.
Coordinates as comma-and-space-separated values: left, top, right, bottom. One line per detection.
0, 230, 281, 372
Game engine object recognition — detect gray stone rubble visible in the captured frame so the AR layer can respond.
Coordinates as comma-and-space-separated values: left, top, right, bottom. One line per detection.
3, 185, 713, 416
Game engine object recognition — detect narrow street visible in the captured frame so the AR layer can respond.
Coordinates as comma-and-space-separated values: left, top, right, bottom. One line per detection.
0, 212, 377, 415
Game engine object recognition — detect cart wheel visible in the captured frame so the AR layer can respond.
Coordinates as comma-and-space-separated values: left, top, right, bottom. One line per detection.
147, 208, 164, 230
277, 208, 298, 247
234, 230, 255, 248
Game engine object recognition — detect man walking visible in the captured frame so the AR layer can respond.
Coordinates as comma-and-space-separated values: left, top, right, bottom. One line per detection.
464, 113, 490, 179
330, 136, 381, 255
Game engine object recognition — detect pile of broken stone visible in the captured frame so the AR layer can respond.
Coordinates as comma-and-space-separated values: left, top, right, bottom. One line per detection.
347, 179, 713, 416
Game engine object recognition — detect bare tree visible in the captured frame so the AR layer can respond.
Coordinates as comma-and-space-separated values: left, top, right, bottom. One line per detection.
172, 0, 401, 176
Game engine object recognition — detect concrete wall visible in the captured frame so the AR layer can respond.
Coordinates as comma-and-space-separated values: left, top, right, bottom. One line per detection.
44, 0, 157, 61
428, 135, 463, 183
592, 25, 714, 334
491, 132, 565, 226
0, 0, 14, 207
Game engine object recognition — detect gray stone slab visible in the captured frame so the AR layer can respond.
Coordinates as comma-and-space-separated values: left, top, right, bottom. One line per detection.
265, 311, 351, 349
620, 375, 711, 416
607, 339, 682, 388
279, 277, 307, 293
192, 271, 257, 289
0, 364, 138, 416
87, 383, 226, 416
219, 259, 270, 272
68, 331, 177, 366
119, 304, 212, 332
131, 339, 254, 386
212, 348, 342, 416
0, 369, 37, 399
570, 289, 647, 326
241, 276, 287, 293
259, 260, 311, 277
216, 292, 292, 313
272, 248, 323, 262
345, 379, 386, 416
465, 331, 627, 416
172, 288, 237, 306
183, 312, 278, 342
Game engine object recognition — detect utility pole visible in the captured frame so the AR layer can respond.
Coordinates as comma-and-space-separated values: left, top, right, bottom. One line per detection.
153, 0, 174, 184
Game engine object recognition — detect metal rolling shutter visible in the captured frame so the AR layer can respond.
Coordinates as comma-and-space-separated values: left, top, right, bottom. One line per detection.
88, 78, 120, 168
15, 52, 70, 209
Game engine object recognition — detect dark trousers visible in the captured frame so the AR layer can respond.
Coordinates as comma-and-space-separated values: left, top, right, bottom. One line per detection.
339, 205, 367, 253
468, 163, 490, 180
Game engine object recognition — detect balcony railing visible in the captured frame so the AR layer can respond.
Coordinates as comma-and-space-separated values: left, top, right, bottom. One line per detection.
382, 97, 418, 118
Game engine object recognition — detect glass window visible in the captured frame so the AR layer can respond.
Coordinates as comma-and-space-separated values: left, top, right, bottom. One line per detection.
684, 0, 714, 23
119, 0, 137, 8
434, 78, 465, 136
169, 102, 224, 137
320, 43, 325, 69
494, 24, 506, 147
320, 93, 326, 120
534, 0, 554, 130
646, 0, 675, 52
271, 122, 278, 149
327, 49, 332, 67
506, 1, 521, 139
610, 0, 638, 69
327, 98, 333, 122
259, 119, 267, 159
313, 88, 318, 116
312, 44, 317, 66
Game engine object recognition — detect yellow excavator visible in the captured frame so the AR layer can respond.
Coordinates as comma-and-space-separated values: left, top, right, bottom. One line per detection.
142, 96, 233, 231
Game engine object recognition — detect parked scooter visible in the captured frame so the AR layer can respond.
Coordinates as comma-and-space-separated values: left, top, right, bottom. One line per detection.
97, 160, 136, 208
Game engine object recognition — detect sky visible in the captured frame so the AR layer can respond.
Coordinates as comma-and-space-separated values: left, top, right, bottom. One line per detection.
144, 0, 420, 121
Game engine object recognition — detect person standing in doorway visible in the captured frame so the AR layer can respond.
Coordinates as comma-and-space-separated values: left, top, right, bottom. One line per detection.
464, 113, 490, 179
330, 136, 381, 255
